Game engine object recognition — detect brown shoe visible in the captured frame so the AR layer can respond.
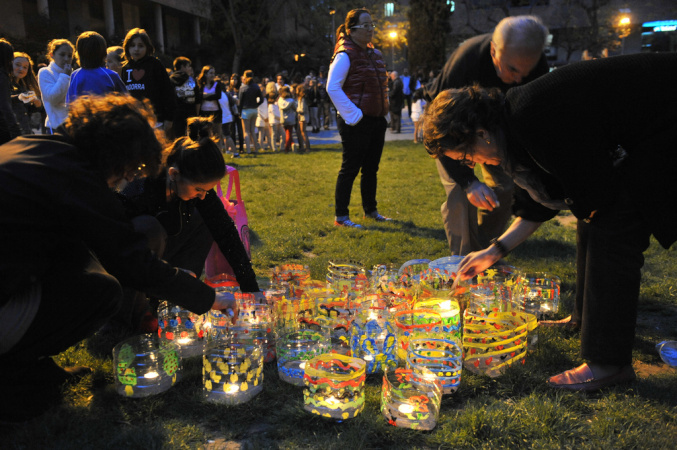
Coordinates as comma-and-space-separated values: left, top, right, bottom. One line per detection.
547, 363, 635, 392
539, 315, 579, 330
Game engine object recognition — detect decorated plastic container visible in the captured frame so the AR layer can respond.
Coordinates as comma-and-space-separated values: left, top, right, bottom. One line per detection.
350, 303, 397, 374
512, 272, 561, 319
414, 298, 462, 342
276, 323, 331, 386
462, 310, 537, 377
203, 338, 264, 405
393, 309, 444, 362
303, 354, 366, 420
157, 301, 205, 358
381, 367, 442, 430
406, 338, 463, 394
113, 334, 182, 398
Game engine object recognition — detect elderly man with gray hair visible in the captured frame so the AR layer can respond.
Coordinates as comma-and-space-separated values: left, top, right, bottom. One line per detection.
425, 15, 550, 257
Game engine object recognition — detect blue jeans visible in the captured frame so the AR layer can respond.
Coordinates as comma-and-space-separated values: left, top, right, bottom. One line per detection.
335, 115, 387, 217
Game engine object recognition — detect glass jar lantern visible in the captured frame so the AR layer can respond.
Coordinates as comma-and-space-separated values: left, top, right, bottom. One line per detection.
113, 334, 182, 398
303, 353, 366, 420
157, 301, 205, 358
203, 338, 264, 405
406, 338, 463, 394
381, 367, 442, 430
350, 304, 397, 374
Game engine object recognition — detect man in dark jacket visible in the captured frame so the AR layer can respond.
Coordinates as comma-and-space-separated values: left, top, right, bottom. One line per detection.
425, 15, 550, 256
388, 70, 404, 133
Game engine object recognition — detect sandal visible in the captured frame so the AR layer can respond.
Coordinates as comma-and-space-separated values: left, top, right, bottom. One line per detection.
547, 363, 635, 392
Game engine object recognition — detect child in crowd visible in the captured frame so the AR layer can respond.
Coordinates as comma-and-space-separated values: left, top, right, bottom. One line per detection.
277, 85, 297, 153
217, 83, 238, 157
295, 83, 310, 152
120, 27, 176, 131
238, 70, 263, 155
11, 52, 43, 135
410, 87, 426, 144
105, 46, 124, 74
197, 65, 225, 152
266, 82, 283, 151
255, 81, 273, 151
38, 38, 73, 132
67, 32, 126, 104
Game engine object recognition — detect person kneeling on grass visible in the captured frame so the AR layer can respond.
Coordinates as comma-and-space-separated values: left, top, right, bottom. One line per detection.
423, 53, 677, 392
0, 94, 237, 422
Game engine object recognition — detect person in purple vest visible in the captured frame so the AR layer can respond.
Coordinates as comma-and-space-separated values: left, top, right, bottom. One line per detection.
327, 8, 391, 229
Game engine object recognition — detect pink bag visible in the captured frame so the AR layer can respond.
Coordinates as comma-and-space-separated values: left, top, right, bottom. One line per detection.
204, 165, 251, 279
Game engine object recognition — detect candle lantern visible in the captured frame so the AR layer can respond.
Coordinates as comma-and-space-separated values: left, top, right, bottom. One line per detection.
418, 268, 456, 300
273, 295, 317, 330
326, 260, 369, 294
316, 297, 359, 355
381, 367, 442, 430
203, 338, 264, 405
303, 354, 366, 420
276, 322, 331, 386
394, 309, 444, 362
272, 263, 311, 289
462, 310, 537, 377
406, 338, 462, 394
397, 259, 431, 291
414, 298, 461, 342
113, 334, 181, 398
157, 301, 205, 358
228, 293, 276, 362
512, 272, 561, 319
350, 303, 397, 374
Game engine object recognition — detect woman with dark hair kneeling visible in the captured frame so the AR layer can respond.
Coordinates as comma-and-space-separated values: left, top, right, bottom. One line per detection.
0, 94, 237, 422
423, 53, 677, 392
115, 117, 262, 333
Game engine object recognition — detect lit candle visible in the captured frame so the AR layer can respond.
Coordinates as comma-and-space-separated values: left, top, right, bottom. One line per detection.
144, 371, 159, 379
398, 403, 414, 414
226, 384, 239, 393
177, 337, 192, 345
299, 362, 306, 370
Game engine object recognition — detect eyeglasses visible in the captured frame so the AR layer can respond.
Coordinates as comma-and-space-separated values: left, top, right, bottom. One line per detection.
351, 22, 376, 30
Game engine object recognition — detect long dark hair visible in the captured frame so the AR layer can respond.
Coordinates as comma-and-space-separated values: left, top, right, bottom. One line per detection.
166, 117, 225, 183
122, 28, 155, 60
336, 8, 370, 45
0, 38, 14, 75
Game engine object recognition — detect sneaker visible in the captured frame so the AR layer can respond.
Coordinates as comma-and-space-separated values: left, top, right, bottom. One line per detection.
334, 219, 364, 229
364, 212, 392, 222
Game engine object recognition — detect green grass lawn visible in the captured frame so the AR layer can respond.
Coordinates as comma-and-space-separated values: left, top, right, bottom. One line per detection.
3, 141, 677, 449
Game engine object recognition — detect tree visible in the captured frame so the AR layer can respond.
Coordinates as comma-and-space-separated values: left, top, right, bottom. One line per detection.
407, 0, 451, 74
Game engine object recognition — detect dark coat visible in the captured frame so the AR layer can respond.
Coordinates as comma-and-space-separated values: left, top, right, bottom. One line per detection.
388, 77, 404, 113
504, 53, 677, 249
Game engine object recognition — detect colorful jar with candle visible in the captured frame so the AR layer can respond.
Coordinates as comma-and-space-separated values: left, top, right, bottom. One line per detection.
276, 324, 331, 386
414, 298, 461, 342
462, 310, 537, 377
229, 293, 276, 362
406, 338, 463, 394
512, 272, 561, 319
113, 334, 181, 398
157, 301, 205, 358
381, 367, 442, 430
350, 304, 397, 374
303, 354, 366, 420
203, 339, 264, 405
394, 309, 444, 362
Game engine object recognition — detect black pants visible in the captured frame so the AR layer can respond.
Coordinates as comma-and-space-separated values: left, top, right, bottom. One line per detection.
574, 200, 651, 366
335, 115, 387, 217
0, 242, 123, 365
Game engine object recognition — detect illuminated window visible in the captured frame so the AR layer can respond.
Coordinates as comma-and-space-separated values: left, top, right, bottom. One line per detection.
385, 2, 394, 17
447, 0, 455, 12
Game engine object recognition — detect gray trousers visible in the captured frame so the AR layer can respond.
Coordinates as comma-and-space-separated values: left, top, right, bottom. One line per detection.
436, 159, 514, 255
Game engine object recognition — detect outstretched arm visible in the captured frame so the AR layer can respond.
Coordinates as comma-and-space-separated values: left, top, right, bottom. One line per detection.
456, 217, 543, 280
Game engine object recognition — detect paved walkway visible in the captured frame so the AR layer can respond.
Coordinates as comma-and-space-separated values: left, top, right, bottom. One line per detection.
308, 108, 416, 146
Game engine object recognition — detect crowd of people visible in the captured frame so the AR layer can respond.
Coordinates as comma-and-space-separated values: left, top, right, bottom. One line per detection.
1, 7, 673, 425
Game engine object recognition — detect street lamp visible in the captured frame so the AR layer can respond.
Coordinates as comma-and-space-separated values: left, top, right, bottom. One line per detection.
618, 15, 631, 54
329, 7, 336, 44
389, 30, 397, 69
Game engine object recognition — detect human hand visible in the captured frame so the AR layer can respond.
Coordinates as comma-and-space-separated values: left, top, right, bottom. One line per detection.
63, 64, 72, 75
466, 180, 500, 211
456, 247, 502, 281
212, 291, 239, 324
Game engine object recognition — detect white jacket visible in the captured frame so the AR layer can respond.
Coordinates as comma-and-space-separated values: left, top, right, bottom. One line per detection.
38, 61, 71, 129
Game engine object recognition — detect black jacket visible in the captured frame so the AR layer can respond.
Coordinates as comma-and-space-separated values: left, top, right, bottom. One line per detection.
504, 53, 677, 249
121, 56, 177, 123
120, 173, 259, 292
